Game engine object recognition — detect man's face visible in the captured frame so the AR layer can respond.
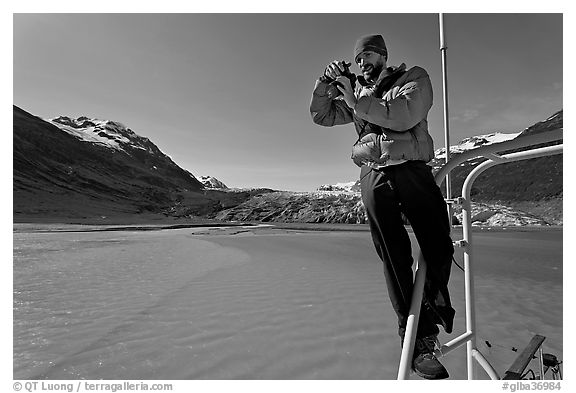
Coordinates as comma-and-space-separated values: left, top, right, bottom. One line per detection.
355, 51, 386, 81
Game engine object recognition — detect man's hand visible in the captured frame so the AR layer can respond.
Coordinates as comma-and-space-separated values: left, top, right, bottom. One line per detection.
335, 76, 357, 109
324, 60, 346, 80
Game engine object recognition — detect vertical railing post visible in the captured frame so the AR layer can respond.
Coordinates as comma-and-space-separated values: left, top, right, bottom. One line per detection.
460, 195, 477, 379
397, 254, 427, 379
439, 13, 453, 225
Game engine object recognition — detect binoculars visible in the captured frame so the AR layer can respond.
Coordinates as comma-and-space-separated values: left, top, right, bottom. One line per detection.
320, 61, 357, 99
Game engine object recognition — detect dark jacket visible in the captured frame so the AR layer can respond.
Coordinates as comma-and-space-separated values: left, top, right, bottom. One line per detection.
310, 63, 435, 167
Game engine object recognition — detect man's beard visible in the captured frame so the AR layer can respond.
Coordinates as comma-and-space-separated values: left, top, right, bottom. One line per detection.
362, 62, 384, 82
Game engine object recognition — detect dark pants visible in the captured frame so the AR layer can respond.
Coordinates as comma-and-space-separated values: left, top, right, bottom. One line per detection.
360, 161, 455, 340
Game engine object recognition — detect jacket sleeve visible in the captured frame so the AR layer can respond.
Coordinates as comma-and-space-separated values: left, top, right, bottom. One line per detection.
309, 79, 354, 127
353, 68, 433, 131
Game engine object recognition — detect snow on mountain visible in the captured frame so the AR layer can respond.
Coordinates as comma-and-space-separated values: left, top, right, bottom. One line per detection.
199, 175, 228, 189
543, 111, 562, 123
317, 181, 359, 193
47, 116, 153, 153
434, 131, 521, 160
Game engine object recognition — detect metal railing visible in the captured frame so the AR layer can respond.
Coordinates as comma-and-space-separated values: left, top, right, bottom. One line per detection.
397, 128, 563, 380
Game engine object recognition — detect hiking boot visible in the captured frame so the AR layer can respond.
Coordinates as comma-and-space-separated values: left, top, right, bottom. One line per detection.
412, 335, 449, 380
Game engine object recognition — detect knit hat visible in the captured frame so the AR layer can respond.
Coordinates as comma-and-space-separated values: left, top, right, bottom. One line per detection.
354, 34, 388, 62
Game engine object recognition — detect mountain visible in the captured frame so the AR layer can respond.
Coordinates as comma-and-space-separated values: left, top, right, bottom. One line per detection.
13, 106, 266, 222
14, 105, 562, 226
448, 110, 563, 225
432, 110, 563, 205
518, 110, 563, 137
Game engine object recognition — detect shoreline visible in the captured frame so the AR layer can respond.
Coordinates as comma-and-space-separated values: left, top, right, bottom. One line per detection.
13, 220, 563, 234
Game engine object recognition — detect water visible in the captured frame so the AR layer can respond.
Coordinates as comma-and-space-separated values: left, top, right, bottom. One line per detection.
13, 225, 562, 379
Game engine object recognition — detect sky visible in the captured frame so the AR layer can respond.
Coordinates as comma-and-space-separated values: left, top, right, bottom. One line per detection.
13, 12, 563, 191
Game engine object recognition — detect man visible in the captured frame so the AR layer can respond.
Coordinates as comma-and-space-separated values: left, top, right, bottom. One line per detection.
309, 34, 455, 380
